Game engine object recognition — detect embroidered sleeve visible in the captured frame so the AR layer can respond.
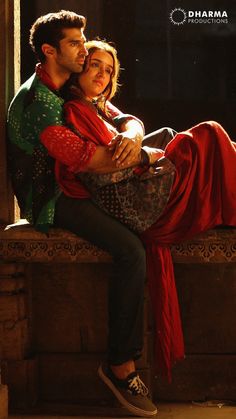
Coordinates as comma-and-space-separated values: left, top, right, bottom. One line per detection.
41, 125, 97, 173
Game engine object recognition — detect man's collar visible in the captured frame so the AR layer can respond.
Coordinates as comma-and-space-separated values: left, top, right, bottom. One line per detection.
35, 63, 58, 91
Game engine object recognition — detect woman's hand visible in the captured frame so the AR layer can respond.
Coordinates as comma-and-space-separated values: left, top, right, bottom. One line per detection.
109, 131, 143, 166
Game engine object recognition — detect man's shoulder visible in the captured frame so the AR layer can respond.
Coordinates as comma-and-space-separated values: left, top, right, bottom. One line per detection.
8, 73, 63, 113
33, 79, 64, 107
8, 73, 37, 109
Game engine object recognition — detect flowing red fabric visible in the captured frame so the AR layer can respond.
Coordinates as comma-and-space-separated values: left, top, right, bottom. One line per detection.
64, 100, 117, 146
141, 121, 236, 380
63, 100, 236, 380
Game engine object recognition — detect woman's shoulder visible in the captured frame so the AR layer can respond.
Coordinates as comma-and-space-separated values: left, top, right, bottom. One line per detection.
105, 100, 122, 118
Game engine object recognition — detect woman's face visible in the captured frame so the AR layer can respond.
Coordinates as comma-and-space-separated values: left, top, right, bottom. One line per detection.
78, 49, 114, 100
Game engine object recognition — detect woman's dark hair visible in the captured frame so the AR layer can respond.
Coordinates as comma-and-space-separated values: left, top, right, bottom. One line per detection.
29, 10, 86, 63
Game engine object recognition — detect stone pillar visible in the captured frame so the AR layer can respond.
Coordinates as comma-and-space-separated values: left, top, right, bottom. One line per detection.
0, 1, 20, 415
0, 384, 8, 419
0, 0, 20, 225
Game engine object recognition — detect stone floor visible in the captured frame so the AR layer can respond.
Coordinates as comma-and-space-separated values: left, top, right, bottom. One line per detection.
9, 402, 236, 419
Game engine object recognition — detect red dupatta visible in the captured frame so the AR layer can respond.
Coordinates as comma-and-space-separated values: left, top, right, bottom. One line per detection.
141, 121, 236, 380
64, 99, 116, 146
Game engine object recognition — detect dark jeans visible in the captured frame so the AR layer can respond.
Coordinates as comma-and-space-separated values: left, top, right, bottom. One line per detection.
54, 195, 146, 365
54, 126, 176, 366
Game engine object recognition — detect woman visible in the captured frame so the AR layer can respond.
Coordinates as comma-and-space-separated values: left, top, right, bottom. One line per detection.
61, 40, 236, 237
42, 39, 236, 405
60, 41, 178, 234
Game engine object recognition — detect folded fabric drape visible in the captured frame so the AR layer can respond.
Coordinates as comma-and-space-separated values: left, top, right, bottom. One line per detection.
141, 121, 236, 380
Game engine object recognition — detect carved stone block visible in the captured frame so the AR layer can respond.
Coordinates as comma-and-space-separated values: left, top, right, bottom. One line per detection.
1, 358, 38, 409
0, 318, 30, 360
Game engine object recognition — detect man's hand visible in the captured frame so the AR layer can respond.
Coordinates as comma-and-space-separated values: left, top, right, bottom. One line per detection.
109, 131, 143, 166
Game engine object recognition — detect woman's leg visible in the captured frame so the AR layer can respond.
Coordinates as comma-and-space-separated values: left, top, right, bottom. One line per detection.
146, 121, 236, 244
54, 193, 146, 366
143, 126, 177, 149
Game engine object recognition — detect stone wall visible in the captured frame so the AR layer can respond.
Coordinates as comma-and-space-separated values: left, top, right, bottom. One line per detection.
0, 223, 235, 412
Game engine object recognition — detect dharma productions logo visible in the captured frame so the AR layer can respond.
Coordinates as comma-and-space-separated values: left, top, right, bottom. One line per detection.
169, 8, 187, 25
169, 8, 228, 25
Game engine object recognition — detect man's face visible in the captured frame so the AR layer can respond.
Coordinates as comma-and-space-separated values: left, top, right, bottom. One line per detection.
54, 27, 88, 74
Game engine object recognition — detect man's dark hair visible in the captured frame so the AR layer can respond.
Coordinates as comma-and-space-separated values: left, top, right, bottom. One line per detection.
29, 10, 86, 63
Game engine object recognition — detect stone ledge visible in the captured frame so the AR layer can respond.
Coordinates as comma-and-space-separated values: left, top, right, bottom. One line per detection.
171, 227, 236, 263
0, 220, 111, 263
0, 220, 235, 264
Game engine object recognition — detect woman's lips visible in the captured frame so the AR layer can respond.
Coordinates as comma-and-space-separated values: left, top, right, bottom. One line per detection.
93, 79, 103, 88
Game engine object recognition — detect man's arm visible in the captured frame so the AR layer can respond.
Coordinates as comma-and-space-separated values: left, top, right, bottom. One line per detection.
40, 97, 161, 174
41, 125, 144, 174
85, 143, 165, 174
41, 117, 164, 174
84, 144, 142, 173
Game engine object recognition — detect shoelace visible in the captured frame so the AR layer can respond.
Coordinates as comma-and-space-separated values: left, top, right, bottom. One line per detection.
127, 374, 149, 396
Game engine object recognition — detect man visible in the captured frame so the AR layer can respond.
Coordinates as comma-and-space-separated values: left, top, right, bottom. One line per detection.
7, 10, 158, 418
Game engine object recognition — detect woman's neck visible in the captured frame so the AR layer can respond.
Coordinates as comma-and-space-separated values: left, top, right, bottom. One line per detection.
84, 94, 97, 102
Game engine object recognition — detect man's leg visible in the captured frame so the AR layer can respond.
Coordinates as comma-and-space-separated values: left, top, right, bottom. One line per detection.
54, 193, 146, 368
54, 194, 157, 417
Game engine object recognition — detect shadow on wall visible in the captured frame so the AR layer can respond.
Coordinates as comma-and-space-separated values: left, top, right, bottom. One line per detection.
20, 0, 236, 137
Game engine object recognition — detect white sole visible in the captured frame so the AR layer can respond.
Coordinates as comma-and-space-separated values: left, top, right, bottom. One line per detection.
98, 364, 158, 417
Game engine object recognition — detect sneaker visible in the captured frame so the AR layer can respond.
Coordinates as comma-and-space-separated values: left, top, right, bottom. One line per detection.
98, 363, 157, 417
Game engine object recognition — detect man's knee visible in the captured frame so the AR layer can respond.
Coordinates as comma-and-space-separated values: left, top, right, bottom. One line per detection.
129, 242, 146, 268
116, 236, 146, 273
